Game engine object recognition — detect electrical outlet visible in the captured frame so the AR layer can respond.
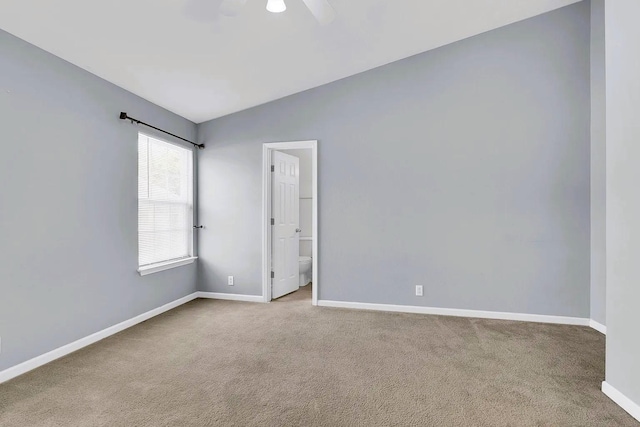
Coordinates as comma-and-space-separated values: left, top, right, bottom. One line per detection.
415, 285, 423, 297
228, 276, 234, 286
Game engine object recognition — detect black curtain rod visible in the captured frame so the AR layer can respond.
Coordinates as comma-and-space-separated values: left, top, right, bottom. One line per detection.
119, 112, 204, 149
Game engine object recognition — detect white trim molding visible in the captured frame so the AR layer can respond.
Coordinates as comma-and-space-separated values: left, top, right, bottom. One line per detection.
602, 381, 640, 422
317, 300, 590, 326
138, 257, 198, 276
196, 292, 265, 303
589, 319, 607, 335
262, 140, 319, 306
0, 292, 199, 385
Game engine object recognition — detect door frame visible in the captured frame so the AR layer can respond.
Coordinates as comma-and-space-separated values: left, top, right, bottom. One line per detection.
262, 140, 318, 305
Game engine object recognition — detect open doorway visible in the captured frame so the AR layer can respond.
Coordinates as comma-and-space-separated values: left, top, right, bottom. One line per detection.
262, 141, 318, 305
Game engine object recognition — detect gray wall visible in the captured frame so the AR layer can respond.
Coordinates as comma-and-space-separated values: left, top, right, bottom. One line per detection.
590, 0, 606, 327
198, 2, 591, 317
0, 29, 197, 372
605, 0, 640, 409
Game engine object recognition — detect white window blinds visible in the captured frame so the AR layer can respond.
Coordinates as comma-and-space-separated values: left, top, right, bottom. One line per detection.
138, 133, 193, 267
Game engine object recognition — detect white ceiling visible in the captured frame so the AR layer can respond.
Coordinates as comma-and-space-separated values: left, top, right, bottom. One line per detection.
0, 0, 581, 123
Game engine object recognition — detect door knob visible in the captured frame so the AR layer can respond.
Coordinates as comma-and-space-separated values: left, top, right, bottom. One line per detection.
296, 228, 302, 233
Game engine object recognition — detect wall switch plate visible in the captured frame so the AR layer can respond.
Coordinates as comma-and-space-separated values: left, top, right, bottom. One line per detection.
228, 276, 234, 286
415, 285, 423, 297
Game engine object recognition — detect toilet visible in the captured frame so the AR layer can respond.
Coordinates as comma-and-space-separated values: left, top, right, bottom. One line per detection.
298, 256, 312, 287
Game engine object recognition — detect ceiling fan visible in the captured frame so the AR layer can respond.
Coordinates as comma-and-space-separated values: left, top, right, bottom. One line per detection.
218, 0, 336, 25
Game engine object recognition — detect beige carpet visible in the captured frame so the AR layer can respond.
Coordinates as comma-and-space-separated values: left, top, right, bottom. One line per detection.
0, 285, 637, 426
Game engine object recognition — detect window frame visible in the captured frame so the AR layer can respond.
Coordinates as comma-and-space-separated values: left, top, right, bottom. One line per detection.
137, 131, 197, 276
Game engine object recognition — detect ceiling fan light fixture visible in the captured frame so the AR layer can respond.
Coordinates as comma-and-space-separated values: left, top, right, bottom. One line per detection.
266, 0, 286, 13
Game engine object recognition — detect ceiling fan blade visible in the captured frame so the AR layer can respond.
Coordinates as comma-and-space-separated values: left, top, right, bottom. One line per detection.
219, 0, 247, 17
301, 0, 336, 25
184, 0, 225, 22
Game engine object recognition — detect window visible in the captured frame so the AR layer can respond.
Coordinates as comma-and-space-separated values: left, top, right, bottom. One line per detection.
138, 133, 194, 274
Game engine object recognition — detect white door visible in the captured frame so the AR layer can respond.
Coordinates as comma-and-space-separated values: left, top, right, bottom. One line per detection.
271, 151, 300, 299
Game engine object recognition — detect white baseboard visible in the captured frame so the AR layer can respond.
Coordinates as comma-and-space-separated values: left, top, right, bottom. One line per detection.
0, 292, 600, 386
603, 381, 640, 422
317, 300, 590, 326
589, 319, 607, 335
196, 292, 264, 303
0, 292, 199, 385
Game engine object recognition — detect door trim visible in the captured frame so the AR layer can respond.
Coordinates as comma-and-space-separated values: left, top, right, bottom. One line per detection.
262, 141, 318, 305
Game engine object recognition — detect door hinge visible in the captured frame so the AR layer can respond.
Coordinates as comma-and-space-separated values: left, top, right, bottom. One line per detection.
271, 271, 275, 279
271, 165, 275, 172
271, 218, 275, 225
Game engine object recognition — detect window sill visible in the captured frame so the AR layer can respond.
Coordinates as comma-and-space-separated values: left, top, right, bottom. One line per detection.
138, 257, 198, 276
